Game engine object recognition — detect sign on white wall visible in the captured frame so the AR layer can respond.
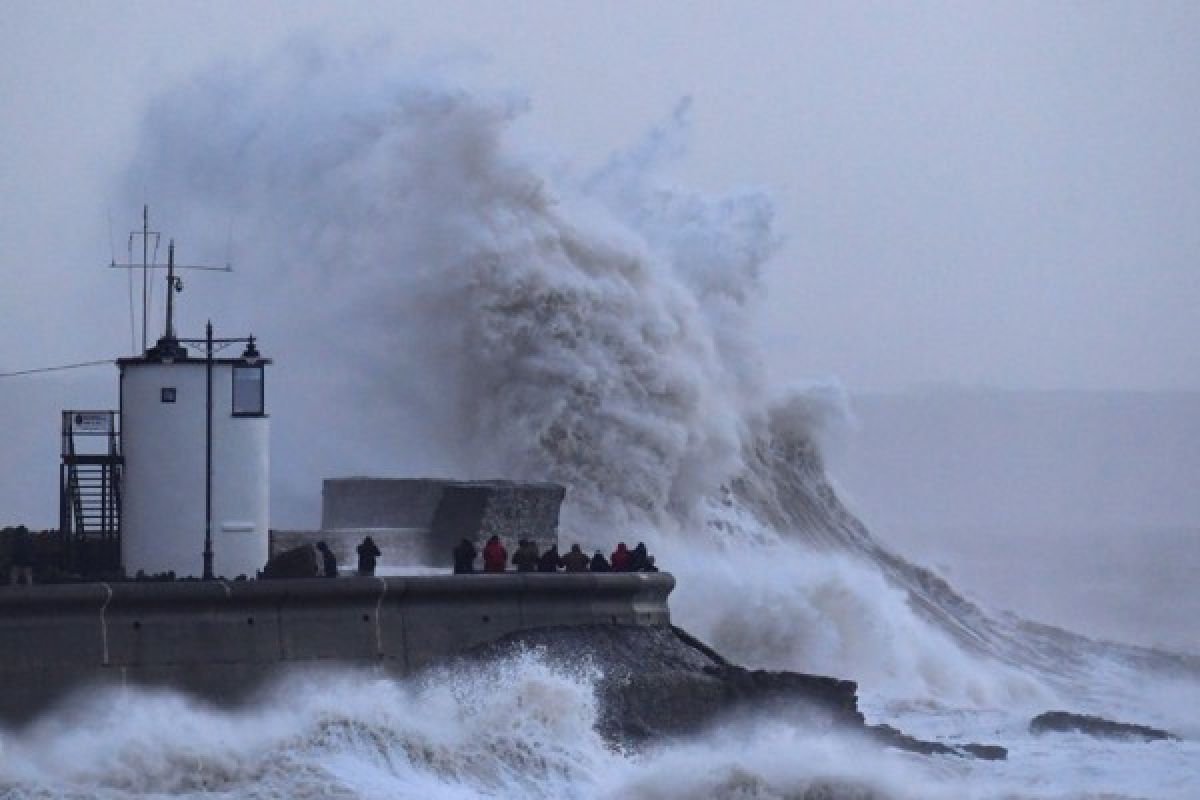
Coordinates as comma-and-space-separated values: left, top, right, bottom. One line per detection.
71, 412, 110, 432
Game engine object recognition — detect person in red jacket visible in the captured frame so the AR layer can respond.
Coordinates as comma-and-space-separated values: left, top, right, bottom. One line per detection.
482, 535, 508, 573
610, 542, 631, 572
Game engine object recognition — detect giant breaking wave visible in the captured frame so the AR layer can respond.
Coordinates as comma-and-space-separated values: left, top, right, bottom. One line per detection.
125, 45, 1200, 702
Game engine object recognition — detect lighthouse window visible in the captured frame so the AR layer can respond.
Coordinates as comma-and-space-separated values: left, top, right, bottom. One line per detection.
160, 387, 177, 403
232, 365, 264, 416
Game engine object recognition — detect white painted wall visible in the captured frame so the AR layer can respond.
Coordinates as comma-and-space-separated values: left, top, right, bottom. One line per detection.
121, 360, 269, 578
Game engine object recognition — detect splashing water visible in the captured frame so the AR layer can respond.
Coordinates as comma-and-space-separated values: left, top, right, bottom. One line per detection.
1, 655, 961, 800
93, 44, 1200, 797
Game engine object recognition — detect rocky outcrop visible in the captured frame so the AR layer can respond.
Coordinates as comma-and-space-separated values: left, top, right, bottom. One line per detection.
1030, 711, 1179, 741
462, 624, 1005, 759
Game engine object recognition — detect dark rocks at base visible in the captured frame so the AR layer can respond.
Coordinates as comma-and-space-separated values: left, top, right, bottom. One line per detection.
699, 664, 863, 725
260, 544, 318, 579
959, 743, 1009, 760
866, 725, 1008, 760
461, 624, 1004, 759
1030, 710, 1179, 741
866, 724, 956, 757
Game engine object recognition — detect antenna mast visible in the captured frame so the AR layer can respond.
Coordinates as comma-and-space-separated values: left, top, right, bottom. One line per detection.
108, 208, 233, 355
142, 206, 149, 352
117, 205, 160, 354
165, 240, 180, 340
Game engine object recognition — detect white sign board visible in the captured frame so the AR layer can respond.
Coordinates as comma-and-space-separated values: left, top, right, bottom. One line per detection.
71, 412, 110, 432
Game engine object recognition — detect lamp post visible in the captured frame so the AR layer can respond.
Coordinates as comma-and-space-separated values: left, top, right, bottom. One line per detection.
178, 324, 260, 581
203, 321, 214, 580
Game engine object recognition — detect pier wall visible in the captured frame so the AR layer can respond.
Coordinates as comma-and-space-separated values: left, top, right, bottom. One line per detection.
0, 573, 672, 723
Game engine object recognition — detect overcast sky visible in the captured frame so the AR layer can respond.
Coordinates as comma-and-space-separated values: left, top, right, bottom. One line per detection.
3, 1, 1198, 393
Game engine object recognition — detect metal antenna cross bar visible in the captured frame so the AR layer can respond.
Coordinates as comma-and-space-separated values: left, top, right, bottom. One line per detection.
109, 263, 232, 272
107, 206, 232, 355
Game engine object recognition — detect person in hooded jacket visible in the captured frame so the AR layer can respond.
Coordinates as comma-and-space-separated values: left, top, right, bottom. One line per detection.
628, 542, 649, 572
453, 538, 478, 574
537, 544, 564, 572
512, 539, 539, 572
589, 550, 611, 572
561, 544, 589, 572
610, 542, 631, 572
356, 536, 382, 577
316, 541, 338, 578
482, 535, 507, 573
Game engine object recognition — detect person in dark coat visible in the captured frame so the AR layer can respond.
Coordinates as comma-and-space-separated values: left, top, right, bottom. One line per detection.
561, 543, 589, 572
482, 535, 507, 573
512, 539, 539, 572
316, 541, 338, 578
610, 542, 631, 572
641, 555, 659, 573
628, 542, 649, 572
8, 527, 35, 585
453, 538, 478, 574
537, 544, 564, 573
589, 550, 611, 572
356, 536, 382, 577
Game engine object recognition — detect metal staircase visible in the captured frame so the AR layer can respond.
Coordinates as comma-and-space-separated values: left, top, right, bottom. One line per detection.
60, 411, 122, 575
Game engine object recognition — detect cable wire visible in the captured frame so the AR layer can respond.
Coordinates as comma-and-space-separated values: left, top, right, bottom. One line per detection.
0, 360, 114, 379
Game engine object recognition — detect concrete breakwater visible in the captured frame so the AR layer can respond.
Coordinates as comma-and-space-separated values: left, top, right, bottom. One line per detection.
0, 573, 672, 723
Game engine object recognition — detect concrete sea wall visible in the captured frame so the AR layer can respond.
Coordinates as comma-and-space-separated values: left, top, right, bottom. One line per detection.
0, 573, 672, 724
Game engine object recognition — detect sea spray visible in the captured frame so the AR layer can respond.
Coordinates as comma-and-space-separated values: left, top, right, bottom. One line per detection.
124, 45, 1199, 694
101, 43, 1200, 797
0, 656, 957, 800
663, 538, 1047, 708
125, 45, 772, 542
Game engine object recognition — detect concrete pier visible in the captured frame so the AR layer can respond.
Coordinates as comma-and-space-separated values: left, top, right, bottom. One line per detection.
0, 573, 673, 724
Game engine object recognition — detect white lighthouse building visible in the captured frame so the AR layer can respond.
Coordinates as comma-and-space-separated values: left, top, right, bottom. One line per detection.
114, 242, 270, 580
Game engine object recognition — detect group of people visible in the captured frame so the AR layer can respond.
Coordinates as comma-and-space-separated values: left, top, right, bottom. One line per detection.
315, 536, 381, 578
453, 536, 659, 575
305, 535, 660, 578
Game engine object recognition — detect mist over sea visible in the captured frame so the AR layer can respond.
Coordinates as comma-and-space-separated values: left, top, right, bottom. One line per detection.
3, 47, 1198, 799
838, 389, 1200, 656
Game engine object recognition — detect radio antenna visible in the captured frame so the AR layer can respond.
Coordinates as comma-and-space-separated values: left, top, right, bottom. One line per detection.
108, 207, 232, 354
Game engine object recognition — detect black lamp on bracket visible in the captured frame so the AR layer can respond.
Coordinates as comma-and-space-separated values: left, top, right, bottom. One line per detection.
241, 336, 261, 365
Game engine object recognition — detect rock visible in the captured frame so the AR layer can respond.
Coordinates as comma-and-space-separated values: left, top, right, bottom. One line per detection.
1030, 710, 1178, 741
960, 743, 1008, 760
867, 723, 957, 756
260, 544, 318, 579
700, 663, 864, 726
865, 725, 1007, 760
461, 624, 1004, 759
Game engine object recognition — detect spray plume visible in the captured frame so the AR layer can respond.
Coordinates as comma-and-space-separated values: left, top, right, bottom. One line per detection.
121, 45, 1200, 710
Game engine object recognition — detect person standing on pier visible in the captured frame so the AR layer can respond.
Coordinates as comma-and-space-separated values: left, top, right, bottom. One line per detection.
562, 544, 589, 572
512, 539, 539, 572
316, 541, 338, 578
537, 544, 564, 572
453, 538, 478, 574
356, 536, 381, 577
483, 535, 507, 573
8, 527, 35, 585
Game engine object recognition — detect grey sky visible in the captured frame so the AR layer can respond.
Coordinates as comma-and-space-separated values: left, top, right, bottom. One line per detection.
3, 1, 1198, 392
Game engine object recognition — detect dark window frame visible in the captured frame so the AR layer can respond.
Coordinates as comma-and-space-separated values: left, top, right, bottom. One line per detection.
231, 363, 265, 417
